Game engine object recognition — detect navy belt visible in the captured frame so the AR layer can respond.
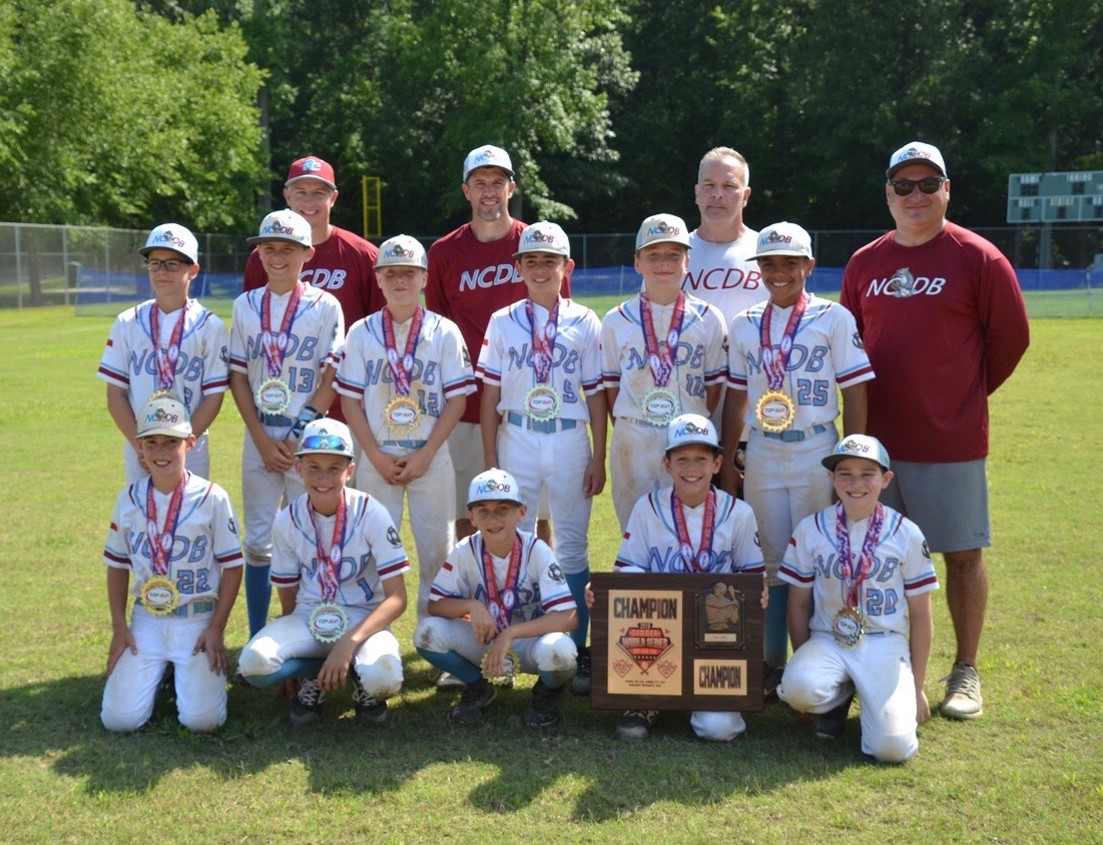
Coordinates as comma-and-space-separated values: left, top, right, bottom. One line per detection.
761, 423, 831, 442
259, 413, 294, 427
505, 411, 578, 434
136, 598, 215, 618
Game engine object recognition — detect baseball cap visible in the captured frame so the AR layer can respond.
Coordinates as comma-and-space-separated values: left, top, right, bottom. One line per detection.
247, 209, 313, 247
139, 224, 198, 264
375, 235, 428, 270
136, 394, 192, 439
462, 145, 514, 182
286, 156, 337, 190
665, 413, 721, 453
750, 222, 814, 261
467, 468, 524, 508
515, 221, 571, 258
295, 419, 355, 458
822, 434, 891, 472
635, 213, 691, 252
886, 141, 947, 178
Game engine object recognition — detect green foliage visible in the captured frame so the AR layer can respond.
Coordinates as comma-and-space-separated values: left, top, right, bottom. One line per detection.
0, 0, 267, 231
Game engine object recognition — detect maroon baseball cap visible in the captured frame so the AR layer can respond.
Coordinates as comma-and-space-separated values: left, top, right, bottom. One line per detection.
286, 156, 337, 190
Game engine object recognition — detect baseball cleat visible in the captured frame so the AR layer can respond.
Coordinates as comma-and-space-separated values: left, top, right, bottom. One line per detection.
615, 709, 657, 741
940, 662, 983, 720
352, 682, 388, 726
522, 679, 566, 727
449, 679, 497, 724
570, 648, 591, 697
813, 694, 854, 739
290, 679, 326, 727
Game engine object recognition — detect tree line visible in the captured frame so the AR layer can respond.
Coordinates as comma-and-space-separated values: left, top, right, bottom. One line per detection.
2, 0, 1099, 236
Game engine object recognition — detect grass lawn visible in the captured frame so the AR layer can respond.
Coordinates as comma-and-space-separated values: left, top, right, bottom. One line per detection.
0, 306, 1099, 844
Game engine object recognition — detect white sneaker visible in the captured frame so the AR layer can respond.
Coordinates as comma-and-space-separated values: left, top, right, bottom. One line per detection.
940, 662, 983, 719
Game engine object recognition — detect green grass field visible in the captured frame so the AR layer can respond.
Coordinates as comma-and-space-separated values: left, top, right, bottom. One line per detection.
1, 307, 1100, 844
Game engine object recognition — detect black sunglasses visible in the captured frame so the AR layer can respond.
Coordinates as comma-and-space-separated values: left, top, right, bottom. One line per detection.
888, 176, 946, 197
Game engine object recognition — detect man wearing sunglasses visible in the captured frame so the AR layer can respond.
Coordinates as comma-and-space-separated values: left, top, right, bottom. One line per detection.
841, 141, 1029, 722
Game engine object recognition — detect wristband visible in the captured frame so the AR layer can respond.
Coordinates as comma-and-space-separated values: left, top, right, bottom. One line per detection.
290, 404, 321, 439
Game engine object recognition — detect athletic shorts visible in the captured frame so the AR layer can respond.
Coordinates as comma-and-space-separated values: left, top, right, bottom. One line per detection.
880, 459, 990, 553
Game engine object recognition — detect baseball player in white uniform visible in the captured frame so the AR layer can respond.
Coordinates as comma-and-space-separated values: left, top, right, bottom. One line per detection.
477, 221, 606, 691
721, 222, 874, 690
604, 414, 765, 742
101, 395, 242, 733
229, 209, 345, 636
778, 435, 938, 762
98, 224, 229, 483
601, 213, 728, 529
413, 469, 578, 726
237, 419, 410, 726
336, 235, 475, 621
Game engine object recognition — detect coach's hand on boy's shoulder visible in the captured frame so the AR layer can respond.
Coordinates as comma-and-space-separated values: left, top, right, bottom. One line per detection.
194, 626, 228, 675
106, 628, 138, 677
257, 434, 295, 473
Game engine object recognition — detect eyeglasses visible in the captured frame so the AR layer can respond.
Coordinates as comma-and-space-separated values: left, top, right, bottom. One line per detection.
300, 434, 349, 453
888, 176, 946, 196
145, 258, 192, 272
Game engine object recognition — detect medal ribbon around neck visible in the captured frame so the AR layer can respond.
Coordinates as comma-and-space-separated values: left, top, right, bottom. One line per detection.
671, 488, 717, 572
149, 301, 190, 391
260, 283, 304, 378
480, 533, 523, 633
383, 306, 424, 397
145, 474, 188, 577
640, 293, 686, 388
309, 492, 349, 603
759, 292, 808, 391
525, 298, 559, 384
835, 502, 885, 608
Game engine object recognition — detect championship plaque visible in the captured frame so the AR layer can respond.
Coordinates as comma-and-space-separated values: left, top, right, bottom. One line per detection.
590, 573, 764, 711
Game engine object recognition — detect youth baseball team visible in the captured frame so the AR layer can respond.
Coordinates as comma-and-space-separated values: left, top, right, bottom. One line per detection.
96, 141, 1029, 763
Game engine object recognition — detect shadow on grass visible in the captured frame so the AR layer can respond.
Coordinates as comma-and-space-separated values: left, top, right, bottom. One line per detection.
0, 652, 868, 822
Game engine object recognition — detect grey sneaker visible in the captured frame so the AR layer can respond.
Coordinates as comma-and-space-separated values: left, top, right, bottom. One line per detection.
941, 662, 983, 719
570, 647, 591, 697
290, 679, 326, 727
615, 709, 657, 741
813, 694, 854, 739
450, 680, 497, 724
352, 680, 388, 726
523, 679, 566, 727
437, 671, 466, 690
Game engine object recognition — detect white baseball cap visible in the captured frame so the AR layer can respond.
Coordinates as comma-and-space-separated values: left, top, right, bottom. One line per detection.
139, 224, 198, 264
665, 413, 720, 453
750, 222, 814, 261
886, 141, 947, 178
467, 468, 524, 508
515, 221, 571, 258
635, 213, 691, 252
462, 145, 514, 182
247, 209, 313, 247
375, 235, 428, 270
295, 419, 355, 458
137, 394, 192, 439
822, 434, 891, 472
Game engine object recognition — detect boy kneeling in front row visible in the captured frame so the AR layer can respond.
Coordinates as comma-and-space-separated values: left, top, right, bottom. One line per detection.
414, 469, 578, 726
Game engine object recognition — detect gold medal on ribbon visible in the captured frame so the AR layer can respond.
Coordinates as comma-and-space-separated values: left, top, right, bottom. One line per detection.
481, 648, 520, 686
307, 603, 350, 644
255, 377, 293, 415
384, 395, 421, 432
832, 606, 864, 647
641, 387, 680, 427
140, 576, 180, 616
523, 384, 561, 422
755, 390, 795, 432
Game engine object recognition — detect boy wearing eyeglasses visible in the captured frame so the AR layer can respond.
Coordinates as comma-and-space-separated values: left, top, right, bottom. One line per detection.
237, 419, 410, 727
720, 222, 874, 699
98, 224, 230, 484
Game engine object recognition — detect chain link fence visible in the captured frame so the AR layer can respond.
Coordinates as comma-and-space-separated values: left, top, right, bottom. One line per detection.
1, 221, 1099, 316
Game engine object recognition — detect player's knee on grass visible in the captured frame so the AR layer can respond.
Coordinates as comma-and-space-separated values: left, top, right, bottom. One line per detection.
863, 731, 918, 764
690, 710, 746, 742
532, 632, 577, 674
178, 701, 226, 733
101, 704, 153, 734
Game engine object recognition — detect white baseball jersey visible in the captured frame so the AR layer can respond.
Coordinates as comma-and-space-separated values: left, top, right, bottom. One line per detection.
615, 486, 764, 575
229, 284, 344, 418
779, 504, 939, 637
335, 309, 475, 444
727, 294, 873, 431
682, 229, 765, 320
601, 293, 728, 423
429, 531, 576, 622
103, 473, 243, 603
477, 297, 603, 420
270, 489, 410, 615
98, 299, 230, 413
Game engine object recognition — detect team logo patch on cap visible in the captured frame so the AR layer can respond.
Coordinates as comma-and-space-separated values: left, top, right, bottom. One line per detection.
648, 220, 682, 238
145, 407, 180, 425
300, 158, 323, 173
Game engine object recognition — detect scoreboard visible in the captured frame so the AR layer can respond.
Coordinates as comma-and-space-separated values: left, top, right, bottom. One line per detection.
1007, 171, 1103, 223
